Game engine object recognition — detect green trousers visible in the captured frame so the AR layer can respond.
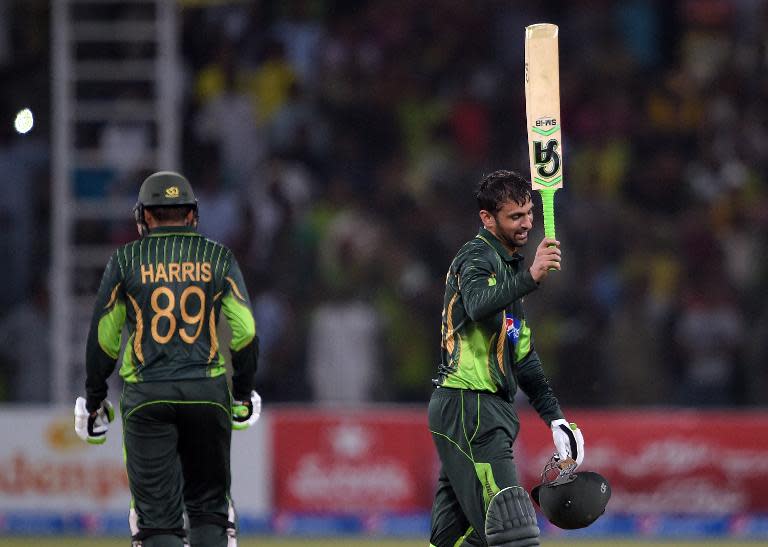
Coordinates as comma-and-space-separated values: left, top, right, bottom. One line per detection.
428, 387, 521, 547
122, 375, 234, 546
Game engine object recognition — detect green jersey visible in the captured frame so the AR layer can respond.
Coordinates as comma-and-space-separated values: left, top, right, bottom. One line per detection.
435, 227, 563, 423
85, 226, 258, 412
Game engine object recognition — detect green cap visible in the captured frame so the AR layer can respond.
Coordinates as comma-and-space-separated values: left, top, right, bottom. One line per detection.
137, 171, 197, 208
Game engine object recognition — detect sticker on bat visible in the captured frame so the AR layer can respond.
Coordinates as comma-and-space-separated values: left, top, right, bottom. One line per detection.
533, 139, 561, 182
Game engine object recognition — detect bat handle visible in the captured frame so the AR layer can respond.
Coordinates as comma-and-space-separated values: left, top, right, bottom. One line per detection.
538, 187, 557, 240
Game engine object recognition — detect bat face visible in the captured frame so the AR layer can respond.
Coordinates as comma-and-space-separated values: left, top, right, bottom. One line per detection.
525, 23, 563, 191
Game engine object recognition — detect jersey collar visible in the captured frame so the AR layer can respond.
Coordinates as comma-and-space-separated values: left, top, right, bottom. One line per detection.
147, 225, 200, 237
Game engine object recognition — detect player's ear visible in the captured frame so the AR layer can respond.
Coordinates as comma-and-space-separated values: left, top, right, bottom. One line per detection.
185, 209, 194, 227
479, 209, 496, 230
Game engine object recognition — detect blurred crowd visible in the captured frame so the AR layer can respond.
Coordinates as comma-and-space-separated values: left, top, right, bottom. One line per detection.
0, 0, 767, 407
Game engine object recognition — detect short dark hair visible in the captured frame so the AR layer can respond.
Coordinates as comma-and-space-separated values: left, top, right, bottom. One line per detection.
146, 205, 193, 223
475, 170, 532, 213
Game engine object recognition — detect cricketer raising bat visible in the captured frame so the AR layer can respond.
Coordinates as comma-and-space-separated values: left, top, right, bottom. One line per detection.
525, 23, 563, 243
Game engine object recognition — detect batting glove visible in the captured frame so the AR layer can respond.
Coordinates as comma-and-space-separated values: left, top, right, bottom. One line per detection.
232, 390, 261, 430
74, 397, 115, 444
550, 418, 584, 467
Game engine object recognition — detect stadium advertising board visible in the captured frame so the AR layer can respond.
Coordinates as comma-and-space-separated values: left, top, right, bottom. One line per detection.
2, 405, 767, 537
272, 408, 436, 514
272, 408, 768, 517
0, 406, 270, 534
0, 407, 129, 512
515, 410, 768, 514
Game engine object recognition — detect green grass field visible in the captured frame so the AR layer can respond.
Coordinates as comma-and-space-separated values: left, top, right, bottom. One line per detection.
0, 538, 765, 547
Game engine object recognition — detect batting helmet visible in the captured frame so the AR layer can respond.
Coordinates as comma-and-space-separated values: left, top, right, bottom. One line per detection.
133, 171, 199, 236
531, 455, 611, 530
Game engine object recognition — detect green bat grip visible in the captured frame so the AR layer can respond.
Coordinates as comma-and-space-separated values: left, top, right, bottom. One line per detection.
538, 187, 557, 240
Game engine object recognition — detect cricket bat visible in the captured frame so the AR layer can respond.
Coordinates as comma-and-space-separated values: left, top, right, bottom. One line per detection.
525, 23, 563, 242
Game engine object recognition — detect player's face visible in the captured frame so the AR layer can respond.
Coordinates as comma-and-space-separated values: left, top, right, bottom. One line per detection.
483, 198, 534, 250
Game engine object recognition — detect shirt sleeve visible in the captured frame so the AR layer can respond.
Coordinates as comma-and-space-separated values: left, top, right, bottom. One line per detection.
515, 348, 565, 424
220, 255, 258, 400
85, 252, 126, 412
458, 254, 539, 321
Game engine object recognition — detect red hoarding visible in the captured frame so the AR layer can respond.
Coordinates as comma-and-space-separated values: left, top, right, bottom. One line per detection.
272, 407, 768, 514
272, 408, 436, 513
516, 410, 768, 514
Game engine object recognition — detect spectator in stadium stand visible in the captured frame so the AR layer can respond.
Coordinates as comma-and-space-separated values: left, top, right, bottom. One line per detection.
673, 270, 744, 406
0, 278, 50, 402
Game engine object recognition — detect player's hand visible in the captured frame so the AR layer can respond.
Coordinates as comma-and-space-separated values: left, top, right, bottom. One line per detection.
74, 397, 115, 444
550, 419, 584, 468
232, 390, 262, 430
529, 238, 561, 282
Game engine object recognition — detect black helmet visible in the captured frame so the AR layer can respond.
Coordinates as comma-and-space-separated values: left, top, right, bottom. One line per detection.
134, 171, 199, 236
531, 456, 611, 530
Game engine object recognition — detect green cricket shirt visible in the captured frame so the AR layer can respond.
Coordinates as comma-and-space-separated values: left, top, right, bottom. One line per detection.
435, 227, 564, 423
84, 226, 258, 412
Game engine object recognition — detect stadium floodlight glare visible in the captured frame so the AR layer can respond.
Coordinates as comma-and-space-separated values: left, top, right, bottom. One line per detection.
14, 108, 34, 134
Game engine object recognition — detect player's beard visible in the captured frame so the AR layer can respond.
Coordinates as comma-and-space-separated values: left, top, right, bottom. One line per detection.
512, 230, 530, 249
496, 228, 529, 251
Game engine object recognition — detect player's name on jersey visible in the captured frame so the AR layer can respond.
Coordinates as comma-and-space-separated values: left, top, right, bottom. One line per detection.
140, 262, 212, 284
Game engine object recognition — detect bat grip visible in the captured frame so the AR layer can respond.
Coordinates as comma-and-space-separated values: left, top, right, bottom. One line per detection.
538, 188, 557, 240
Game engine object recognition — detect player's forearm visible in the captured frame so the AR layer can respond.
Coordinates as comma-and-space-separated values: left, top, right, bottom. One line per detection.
84, 310, 123, 411
83, 254, 124, 411
516, 350, 564, 424
85, 345, 118, 412
463, 270, 538, 321
230, 337, 258, 401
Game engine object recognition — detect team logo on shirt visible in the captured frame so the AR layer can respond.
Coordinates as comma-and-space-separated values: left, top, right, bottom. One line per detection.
505, 313, 521, 345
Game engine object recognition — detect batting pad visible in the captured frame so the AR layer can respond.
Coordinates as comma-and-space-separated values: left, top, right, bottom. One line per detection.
485, 486, 540, 547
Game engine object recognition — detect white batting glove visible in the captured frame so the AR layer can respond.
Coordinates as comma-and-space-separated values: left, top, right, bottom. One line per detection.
74, 397, 115, 445
550, 418, 584, 468
232, 390, 261, 430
